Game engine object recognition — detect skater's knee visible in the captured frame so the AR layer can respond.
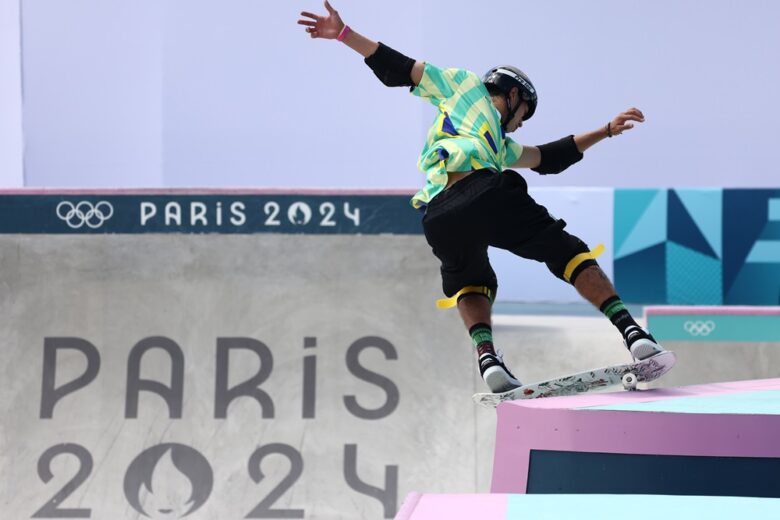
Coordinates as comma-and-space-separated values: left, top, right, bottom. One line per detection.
563, 244, 605, 283
548, 243, 605, 284
436, 285, 496, 309
564, 258, 599, 285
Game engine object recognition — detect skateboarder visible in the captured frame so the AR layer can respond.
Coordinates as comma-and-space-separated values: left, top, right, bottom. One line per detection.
298, 2, 667, 393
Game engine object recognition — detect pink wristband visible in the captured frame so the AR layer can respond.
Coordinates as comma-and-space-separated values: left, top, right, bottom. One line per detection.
337, 24, 351, 42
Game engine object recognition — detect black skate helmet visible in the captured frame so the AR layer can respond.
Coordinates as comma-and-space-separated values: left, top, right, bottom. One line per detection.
483, 65, 538, 127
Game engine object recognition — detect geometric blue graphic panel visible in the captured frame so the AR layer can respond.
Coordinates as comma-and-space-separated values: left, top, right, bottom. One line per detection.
668, 189, 718, 258
617, 188, 780, 305
746, 240, 780, 263
771, 198, 780, 221
615, 190, 667, 259
723, 190, 780, 304
675, 189, 723, 257
725, 264, 780, 305
666, 242, 723, 305
614, 242, 666, 304
614, 189, 664, 257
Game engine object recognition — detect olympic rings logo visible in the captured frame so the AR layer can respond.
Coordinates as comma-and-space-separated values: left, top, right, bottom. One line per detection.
683, 320, 716, 337
56, 201, 114, 229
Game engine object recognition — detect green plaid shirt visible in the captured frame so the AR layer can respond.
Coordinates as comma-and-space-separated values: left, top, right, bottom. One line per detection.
410, 63, 524, 208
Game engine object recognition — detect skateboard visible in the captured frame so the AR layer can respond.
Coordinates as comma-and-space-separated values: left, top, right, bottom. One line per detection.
473, 351, 676, 408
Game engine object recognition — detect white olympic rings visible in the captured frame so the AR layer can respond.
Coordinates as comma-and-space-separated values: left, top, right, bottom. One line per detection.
56, 201, 114, 229
683, 320, 716, 337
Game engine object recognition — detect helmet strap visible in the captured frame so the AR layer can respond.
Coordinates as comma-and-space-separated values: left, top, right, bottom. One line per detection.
502, 93, 520, 131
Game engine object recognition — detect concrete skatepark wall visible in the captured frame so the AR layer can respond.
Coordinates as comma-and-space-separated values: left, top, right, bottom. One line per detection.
1, 232, 499, 518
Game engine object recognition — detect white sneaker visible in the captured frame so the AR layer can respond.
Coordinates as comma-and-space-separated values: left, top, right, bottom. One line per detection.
624, 325, 666, 361
479, 349, 522, 393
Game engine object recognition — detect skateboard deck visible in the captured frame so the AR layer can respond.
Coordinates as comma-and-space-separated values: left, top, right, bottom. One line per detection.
473, 350, 676, 408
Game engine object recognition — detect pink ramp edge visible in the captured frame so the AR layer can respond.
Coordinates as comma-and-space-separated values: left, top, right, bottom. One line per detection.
491, 379, 780, 494
512, 378, 780, 410
644, 305, 780, 317
394, 493, 509, 520
394, 493, 423, 520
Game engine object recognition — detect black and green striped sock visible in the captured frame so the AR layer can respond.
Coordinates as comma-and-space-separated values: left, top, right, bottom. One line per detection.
599, 296, 639, 337
469, 323, 494, 351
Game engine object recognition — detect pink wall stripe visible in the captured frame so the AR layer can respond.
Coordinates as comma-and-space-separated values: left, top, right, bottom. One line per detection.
644, 305, 780, 317
0, 188, 416, 196
509, 378, 780, 410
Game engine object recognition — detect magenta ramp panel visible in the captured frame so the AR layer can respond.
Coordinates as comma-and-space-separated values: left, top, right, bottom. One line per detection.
491, 378, 780, 496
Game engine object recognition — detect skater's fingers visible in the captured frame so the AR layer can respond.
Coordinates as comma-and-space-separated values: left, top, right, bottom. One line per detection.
297, 20, 317, 27
612, 112, 644, 129
621, 111, 642, 121
299, 11, 321, 21
324, 0, 337, 14
623, 108, 645, 121
620, 113, 644, 123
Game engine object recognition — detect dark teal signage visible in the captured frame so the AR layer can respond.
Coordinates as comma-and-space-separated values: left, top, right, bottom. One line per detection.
0, 194, 423, 235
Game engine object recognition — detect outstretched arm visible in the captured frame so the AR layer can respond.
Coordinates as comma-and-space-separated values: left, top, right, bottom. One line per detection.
512, 108, 646, 171
574, 107, 645, 153
298, 1, 425, 86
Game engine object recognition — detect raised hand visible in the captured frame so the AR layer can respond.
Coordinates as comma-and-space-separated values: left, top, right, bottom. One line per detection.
298, 1, 345, 39
608, 108, 645, 137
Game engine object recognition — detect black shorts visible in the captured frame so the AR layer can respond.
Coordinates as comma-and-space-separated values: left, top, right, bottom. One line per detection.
421, 169, 593, 297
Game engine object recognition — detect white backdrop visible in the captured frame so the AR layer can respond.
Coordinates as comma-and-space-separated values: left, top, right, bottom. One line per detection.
0, 0, 23, 186
12, 0, 780, 189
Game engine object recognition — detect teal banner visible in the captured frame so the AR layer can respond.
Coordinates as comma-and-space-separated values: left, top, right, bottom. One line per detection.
646, 314, 780, 342
0, 194, 423, 235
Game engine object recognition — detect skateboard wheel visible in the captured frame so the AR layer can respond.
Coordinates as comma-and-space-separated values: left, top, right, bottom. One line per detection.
622, 373, 638, 391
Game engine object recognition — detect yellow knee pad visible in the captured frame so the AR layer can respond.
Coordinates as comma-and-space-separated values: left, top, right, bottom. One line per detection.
436, 286, 495, 310
563, 243, 605, 283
